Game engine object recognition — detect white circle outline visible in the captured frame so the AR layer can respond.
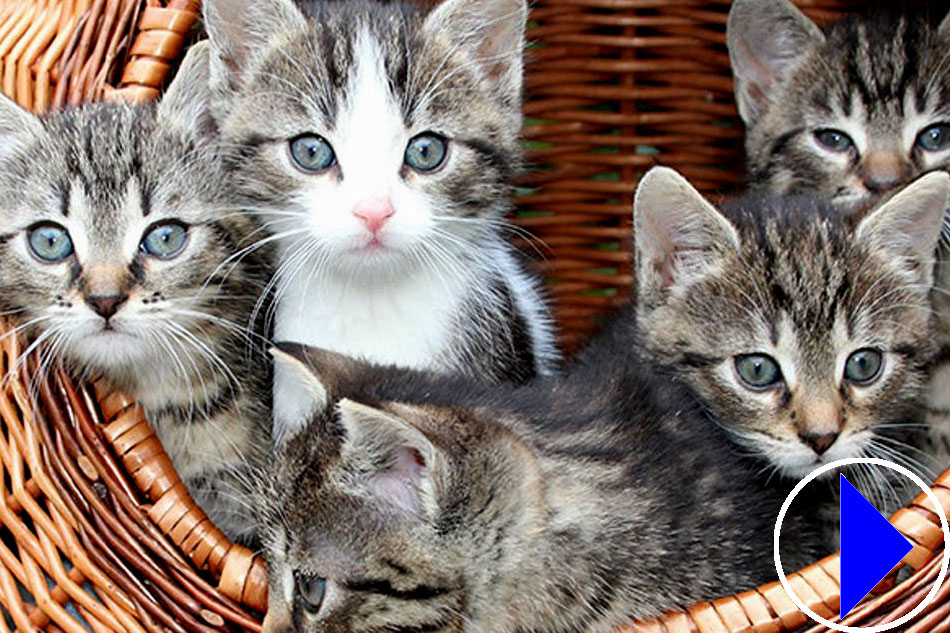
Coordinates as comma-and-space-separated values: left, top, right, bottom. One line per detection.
774, 457, 950, 633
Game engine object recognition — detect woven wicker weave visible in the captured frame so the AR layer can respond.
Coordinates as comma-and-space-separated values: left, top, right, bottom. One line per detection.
517, 0, 874, 352
0, 0, 198, 112
0, 321, 266, 631
0, 0, 948, 631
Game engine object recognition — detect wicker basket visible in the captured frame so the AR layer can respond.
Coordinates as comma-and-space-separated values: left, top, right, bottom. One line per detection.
0, 0, 948, 631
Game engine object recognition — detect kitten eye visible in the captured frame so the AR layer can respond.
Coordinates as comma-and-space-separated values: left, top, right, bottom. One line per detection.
295, 573, 327, 614
814, 129, 854, 152
405, 134, 447, 172
141, 222, 188, 259
27, 223, 74, 263
290, 134, 336, 173
844, 349, 883, 385
734, 354, 782, 390
916, 124, 950, 152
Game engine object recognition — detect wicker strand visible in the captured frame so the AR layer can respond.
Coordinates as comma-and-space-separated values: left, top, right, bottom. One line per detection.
1, 1, 949, 631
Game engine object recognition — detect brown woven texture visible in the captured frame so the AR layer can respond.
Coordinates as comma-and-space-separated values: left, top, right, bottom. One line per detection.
0, 319, 267, 631
0, 0, 948, 632
0, 0, 198, 112
517, 0, 881, 352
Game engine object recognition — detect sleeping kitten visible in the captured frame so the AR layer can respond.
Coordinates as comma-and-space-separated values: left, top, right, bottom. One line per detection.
0, 45, 270, 543
258, 340, 821, 633
627, 167, 946, 530
201, 0, 558, 441
727, 0, 950, 470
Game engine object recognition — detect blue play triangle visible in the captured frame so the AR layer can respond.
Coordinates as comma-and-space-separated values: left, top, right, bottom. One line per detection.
839, 474, 912, 617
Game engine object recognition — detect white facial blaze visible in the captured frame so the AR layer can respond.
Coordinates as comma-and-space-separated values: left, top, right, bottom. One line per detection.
271, 29, 465, 434
268, 21, 558, 438
287, 28, 434, 266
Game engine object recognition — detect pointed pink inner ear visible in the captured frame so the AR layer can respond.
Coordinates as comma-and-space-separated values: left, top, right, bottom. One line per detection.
369, 447, 427, 515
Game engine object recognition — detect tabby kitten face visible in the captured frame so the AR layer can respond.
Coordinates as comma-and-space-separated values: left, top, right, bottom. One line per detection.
203, 0, 524, 278
728, 0, 950, 209
634, 168, 947, 479
0, 50, 259, 383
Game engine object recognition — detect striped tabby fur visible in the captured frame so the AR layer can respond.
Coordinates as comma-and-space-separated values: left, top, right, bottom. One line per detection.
0, 46, 271, 543
625, 168, 948, 549
258, 341, 822, 633
727, 0, 950, 478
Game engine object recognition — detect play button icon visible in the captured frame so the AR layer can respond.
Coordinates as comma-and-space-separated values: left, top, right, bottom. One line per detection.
774, 457, 950, 632
839, 474, 912, 617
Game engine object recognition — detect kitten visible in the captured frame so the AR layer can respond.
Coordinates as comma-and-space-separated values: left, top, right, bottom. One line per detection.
627, 167, 946, 527
727, 0, 950, 470
200, 0, 558, 441
0, 44, 270, 543
258, 340, 822, 633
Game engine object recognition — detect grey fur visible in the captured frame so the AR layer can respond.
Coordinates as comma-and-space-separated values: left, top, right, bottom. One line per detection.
0, 45, 271, 543
257, 343, 822, 633
201, 0, 558, 440
631, 168, 947, 548
727, 0, 950, 480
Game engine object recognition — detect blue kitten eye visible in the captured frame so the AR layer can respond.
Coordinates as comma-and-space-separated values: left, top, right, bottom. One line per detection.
844, 349, 883, 384
917, 124, 950, 152
27, 223, 73, 262
405, 134, 447, 172
814, 129, 854, 152
734, 354, 782, 389
290, 134, 336, 173
295, 573, 326, 614
141, 222, 188, 259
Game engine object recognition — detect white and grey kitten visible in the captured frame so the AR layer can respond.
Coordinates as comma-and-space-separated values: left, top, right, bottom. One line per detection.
0, 45, 271, 543
201, 0, 559, 441
727, 0, 950, 471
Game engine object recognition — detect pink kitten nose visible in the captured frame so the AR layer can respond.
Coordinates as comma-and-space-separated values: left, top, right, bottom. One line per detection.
353, 198, 395, 235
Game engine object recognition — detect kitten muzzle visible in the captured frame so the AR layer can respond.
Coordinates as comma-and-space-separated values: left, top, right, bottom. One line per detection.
859, 151, 913, 194
84, 293, 128, 321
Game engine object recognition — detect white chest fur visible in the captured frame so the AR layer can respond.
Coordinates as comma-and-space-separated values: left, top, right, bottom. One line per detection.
272, 263, 470, 434
275, 267, 467, 364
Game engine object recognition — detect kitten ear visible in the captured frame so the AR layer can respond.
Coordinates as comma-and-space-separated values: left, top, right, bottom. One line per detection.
0, 93, 42, 159
423, 0, 527, 101
203, 0, 307, 91
727, 0, 824, 125
634, 167, 740, 308
337, 399, 442, 518
855, 171, 950, 287
270, 344, 332, 445
157, 42, 213, 134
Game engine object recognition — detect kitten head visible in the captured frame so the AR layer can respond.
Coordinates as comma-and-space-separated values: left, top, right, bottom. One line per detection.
728, 0, 950, 208
0, 45, 264, 386
634, 167, 947, 479
203, 0, 526, 278
261, 345, 542, 633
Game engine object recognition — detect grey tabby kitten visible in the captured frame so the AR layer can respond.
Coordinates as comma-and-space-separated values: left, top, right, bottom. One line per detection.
201, 0, 558, 442
0, 45, 270, 543
629, 167, 946, 527
727, 0, 950, 469
257, 339, 821, 633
